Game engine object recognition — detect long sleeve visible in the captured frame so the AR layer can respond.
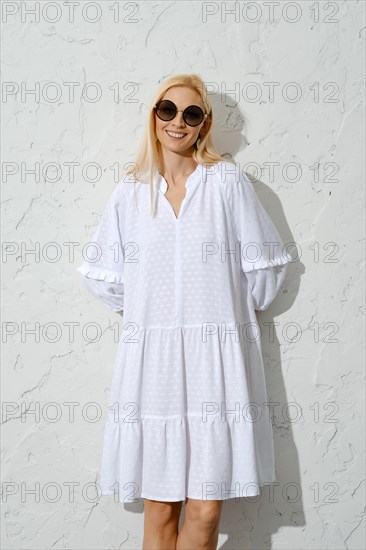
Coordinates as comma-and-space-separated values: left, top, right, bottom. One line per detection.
81, 277, 124, 314
224, 168, 292, 310
226, 169, 293, 272
77, 182, 125, 314
245, 264, 288, 311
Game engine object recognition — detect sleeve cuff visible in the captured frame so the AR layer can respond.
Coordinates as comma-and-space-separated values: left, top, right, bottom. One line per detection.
76, 265, 124, 284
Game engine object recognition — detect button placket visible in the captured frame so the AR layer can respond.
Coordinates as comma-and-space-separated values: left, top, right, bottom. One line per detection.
156, 165, 202, 222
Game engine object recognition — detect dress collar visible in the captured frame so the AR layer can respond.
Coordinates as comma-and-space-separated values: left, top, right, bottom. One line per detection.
155, 163, 203, 193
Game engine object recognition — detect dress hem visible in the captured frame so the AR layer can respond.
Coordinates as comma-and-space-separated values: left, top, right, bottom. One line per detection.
99, 478, 277, 503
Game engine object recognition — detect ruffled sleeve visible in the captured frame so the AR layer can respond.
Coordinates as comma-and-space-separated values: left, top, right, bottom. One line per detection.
225, 168, 292, 311
81, 277, 124, 314
77, 182, 125, 313
245, 264, 288, 311
227, 169, 293, 272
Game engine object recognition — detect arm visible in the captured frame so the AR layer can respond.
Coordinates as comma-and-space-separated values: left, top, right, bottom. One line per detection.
246, 264, 288, 311
226, 168, 293, 272
81, 276, 124, 314
225, 167, 292, 310
77, 181, 125, 314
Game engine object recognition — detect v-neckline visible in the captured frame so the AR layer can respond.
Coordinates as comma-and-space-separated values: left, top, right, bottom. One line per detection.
157, 164, 201, 221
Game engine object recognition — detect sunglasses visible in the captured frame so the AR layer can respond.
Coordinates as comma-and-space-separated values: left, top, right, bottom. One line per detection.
154, 99, 208, 127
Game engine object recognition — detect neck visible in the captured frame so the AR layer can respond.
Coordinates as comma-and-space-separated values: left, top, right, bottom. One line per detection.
158, 149, 198, 183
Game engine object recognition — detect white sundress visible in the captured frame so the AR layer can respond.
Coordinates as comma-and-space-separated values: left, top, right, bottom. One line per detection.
77, 160, 293, 503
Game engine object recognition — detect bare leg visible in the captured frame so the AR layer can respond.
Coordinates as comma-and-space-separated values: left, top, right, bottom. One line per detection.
176, 498, 223, 549
142, 498, 183, 550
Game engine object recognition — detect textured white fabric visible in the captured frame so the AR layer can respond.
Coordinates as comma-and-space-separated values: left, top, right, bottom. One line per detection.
245, 265, 288, 311
77, 160, 293, 502
81, 277, 124, 314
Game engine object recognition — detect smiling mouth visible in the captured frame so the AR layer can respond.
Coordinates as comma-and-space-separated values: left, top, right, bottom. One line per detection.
166, 130, 187, 139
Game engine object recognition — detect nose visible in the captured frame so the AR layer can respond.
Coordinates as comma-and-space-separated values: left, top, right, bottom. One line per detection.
172, 111, 185, 126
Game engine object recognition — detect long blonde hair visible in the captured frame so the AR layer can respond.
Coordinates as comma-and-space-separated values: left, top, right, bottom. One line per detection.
125, 73, 229, 216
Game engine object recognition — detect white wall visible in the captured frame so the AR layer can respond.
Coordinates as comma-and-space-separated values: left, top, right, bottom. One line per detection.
2, 1, 365, 549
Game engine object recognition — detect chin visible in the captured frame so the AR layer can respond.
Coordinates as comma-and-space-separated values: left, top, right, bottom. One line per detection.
164, 137, 194, 148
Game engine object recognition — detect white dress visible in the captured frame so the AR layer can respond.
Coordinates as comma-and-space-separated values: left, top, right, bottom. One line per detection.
77, 160, 293, 502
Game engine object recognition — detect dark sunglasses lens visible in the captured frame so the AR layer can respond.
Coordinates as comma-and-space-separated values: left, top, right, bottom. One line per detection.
184, 106, 203, 126
156, 101, 176, 120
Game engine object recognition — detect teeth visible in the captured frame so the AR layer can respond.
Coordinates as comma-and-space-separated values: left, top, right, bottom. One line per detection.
167, 131, 186, 138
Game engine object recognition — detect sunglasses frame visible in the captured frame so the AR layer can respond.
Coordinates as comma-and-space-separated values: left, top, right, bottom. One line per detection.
154, 99, 208, 127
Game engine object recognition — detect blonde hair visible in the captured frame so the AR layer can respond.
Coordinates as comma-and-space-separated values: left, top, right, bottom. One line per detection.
125, 73, 229, 216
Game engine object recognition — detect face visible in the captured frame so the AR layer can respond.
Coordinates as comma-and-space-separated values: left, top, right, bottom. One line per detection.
154, 86, 208, 154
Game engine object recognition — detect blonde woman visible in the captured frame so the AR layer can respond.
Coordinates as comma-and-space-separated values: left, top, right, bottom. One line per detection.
77, 74, 292, 549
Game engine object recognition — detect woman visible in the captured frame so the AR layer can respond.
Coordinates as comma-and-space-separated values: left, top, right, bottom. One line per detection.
77, 74, 293, 549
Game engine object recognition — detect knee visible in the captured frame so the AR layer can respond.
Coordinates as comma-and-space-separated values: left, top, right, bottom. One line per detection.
186, 501, 222, 533
144, 500, 181, 530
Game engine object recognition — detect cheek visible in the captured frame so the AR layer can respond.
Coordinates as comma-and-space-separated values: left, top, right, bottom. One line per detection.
155, 118, 165, 131
190, 131, 200, 140
155, 124, 166, 140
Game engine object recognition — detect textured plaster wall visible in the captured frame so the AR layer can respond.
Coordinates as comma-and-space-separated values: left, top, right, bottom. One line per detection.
2, 0, 365, 549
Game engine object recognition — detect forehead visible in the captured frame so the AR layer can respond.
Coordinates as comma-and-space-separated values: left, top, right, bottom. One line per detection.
161, 86, 204, 108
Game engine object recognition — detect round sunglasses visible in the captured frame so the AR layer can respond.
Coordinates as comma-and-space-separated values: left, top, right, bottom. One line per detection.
154, 99, 207, 127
